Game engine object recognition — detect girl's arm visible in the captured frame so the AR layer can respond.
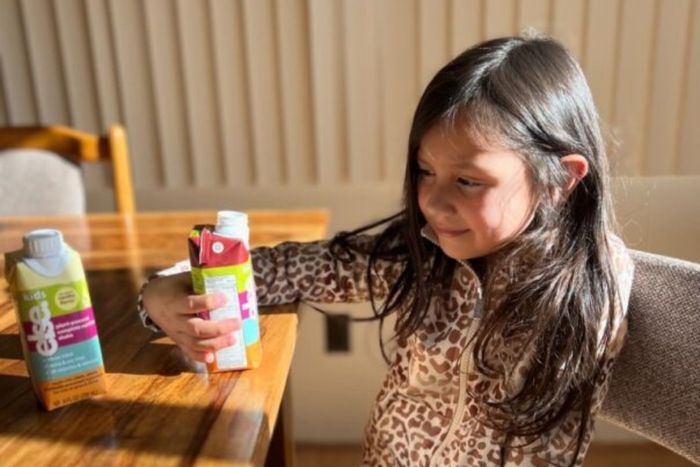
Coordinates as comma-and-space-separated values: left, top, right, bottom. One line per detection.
252, 235, 402, 306
138, 233, 402, 362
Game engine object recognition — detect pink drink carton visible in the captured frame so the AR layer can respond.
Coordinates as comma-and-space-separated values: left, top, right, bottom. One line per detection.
4, 229, 107, 410
188, 211, 261, 372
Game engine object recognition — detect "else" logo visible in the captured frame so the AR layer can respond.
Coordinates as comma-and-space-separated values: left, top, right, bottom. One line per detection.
26, 301, 59, 357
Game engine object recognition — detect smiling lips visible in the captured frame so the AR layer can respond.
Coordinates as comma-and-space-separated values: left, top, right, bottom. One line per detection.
433, 226, 470, 237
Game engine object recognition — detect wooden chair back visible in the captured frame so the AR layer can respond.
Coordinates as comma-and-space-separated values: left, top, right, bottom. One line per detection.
0, 125, 135, 214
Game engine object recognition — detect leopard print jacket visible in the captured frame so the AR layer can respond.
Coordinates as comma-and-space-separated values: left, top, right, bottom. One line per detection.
138, 226, 634, 466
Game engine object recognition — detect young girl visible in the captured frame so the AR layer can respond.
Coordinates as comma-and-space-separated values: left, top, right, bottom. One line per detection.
140, 35, 634, 466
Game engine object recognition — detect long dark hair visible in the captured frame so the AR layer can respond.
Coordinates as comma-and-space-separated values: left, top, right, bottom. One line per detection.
328, 35, 622, 465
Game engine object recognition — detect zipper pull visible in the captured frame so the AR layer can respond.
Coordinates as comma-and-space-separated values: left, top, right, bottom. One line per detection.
474, 287, 484, 319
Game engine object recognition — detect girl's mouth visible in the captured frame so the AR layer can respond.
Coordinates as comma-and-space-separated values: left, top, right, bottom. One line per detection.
434, 226, 470, 238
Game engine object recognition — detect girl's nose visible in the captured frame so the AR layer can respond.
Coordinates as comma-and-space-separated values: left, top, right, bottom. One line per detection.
423, 183, 457, 215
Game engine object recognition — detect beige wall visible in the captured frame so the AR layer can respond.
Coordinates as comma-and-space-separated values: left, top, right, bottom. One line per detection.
2, 0, 699, 192
2, 0, 698, 443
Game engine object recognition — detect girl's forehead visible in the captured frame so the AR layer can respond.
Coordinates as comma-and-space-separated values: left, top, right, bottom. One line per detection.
418, 122, 511, 163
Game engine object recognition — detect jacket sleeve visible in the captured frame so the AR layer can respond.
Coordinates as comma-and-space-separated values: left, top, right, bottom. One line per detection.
251, 234, 404, 306
137, 233, 404, 331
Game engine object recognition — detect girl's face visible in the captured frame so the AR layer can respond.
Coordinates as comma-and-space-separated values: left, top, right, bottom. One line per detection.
417, 122, 536, 261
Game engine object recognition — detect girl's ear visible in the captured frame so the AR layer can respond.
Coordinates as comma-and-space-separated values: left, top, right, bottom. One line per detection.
560, 154, 589, 192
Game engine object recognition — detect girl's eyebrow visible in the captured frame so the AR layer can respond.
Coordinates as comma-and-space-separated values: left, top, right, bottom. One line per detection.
417, 153, 483, 170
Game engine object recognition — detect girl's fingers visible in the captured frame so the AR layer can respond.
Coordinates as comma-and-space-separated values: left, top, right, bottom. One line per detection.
189, 332, 237, 353
175, 319, 238, 355
168, 333, 211, 363
184, 293, 227, 314
181, 317, 240, 339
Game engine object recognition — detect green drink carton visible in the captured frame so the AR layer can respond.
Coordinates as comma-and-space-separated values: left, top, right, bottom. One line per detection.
4, 229, 107, 410
188, 211, 261, 372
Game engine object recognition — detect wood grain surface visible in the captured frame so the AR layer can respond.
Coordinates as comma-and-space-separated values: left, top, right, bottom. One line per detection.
0, 210, 329, 466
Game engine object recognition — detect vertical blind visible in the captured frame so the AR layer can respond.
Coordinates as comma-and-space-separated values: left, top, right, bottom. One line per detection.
1, 0, 698, 199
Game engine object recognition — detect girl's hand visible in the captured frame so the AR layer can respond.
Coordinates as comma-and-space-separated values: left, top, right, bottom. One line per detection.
141, 271, 240, 363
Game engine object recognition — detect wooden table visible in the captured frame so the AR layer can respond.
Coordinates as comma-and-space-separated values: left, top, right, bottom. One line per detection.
0, 210, 329, 467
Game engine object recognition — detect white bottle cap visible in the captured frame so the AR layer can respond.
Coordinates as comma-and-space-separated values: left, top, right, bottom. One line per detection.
23, 229, 65, 258
215, 210, 249, 240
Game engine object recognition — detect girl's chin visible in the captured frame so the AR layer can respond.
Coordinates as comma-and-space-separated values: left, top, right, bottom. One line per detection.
439, 244, 475, 261
437, 239, 491, 262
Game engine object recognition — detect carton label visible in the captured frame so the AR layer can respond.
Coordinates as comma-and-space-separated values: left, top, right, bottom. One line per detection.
202, 271, 247, 369
16, 281, 103, 383
22, 307, 98, 354
189, 225, 262, 372
4, 247, 107, 410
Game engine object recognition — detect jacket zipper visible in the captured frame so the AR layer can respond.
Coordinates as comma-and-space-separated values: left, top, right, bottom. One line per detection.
419, 226, 484, 465
429, 292, 482, 466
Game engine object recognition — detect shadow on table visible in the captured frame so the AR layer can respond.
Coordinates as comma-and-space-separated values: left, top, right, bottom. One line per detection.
0, 333, 22, 360
0, 376, 272, 463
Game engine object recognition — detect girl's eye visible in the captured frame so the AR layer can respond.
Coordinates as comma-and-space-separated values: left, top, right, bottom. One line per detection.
417, 166, 483, 188
457, 178, 482, 188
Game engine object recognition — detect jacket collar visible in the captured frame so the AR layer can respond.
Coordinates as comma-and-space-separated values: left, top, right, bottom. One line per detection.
420, 224, 485, 318
420, 224, 480, 279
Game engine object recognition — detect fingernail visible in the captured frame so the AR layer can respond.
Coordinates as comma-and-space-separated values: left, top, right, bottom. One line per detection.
205, 353, 214, 363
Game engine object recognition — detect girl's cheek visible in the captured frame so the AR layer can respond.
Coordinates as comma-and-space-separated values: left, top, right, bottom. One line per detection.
417, 180, 446, 213
461, 190, 490, 212
416, 188, 429, 213
470, 191, 516, 231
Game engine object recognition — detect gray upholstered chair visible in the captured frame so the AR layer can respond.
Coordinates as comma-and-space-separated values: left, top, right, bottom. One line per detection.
0, 148, 87, 215
0, 125, 135, 216
601, 249, 700, 463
